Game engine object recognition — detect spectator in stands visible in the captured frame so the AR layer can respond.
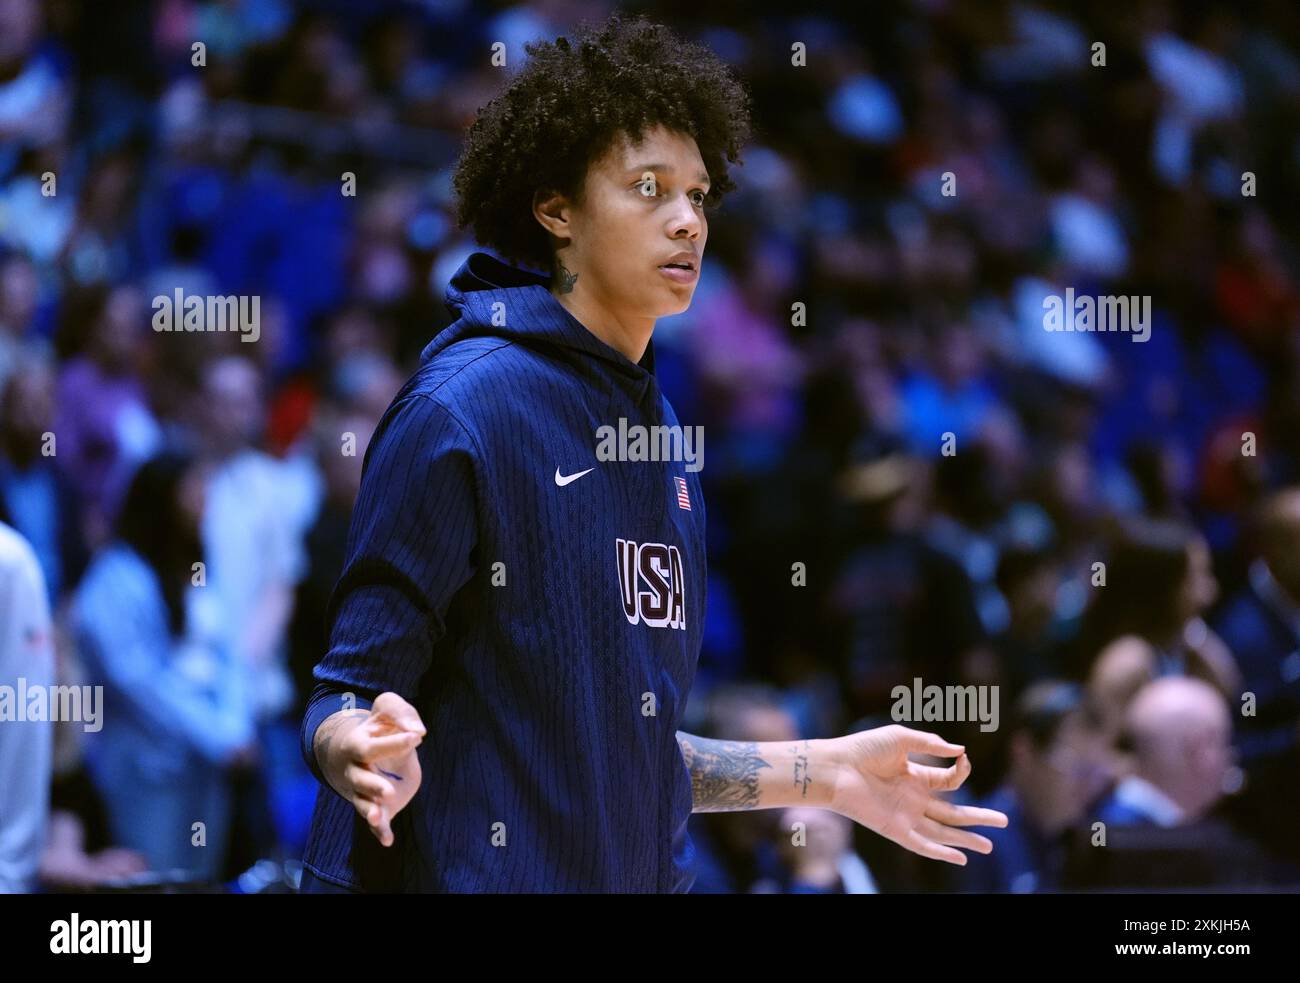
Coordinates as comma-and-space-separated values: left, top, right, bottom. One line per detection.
72, 450, 254, 881
1084, 518, 1240, 735
0, 520, 54, 892
962, 682, 1112, 893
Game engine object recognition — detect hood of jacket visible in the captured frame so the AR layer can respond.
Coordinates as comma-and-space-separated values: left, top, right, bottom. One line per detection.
428, 251, 657, 404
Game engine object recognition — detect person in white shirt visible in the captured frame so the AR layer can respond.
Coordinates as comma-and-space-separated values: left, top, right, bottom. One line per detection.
0, 520, 53, 892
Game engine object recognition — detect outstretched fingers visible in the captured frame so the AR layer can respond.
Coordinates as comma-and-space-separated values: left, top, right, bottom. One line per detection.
917, 816, 993, 855
901, 828, 967, 866
926, 797, 1010, 830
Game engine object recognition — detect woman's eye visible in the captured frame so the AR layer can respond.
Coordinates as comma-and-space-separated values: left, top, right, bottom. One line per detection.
635, 178, 705, 205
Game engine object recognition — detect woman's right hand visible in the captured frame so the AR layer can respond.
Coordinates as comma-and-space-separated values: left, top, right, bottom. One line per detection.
316, 692, 426, 847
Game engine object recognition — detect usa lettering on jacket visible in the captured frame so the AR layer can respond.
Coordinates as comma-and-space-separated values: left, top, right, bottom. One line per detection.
616, 538, 686, 629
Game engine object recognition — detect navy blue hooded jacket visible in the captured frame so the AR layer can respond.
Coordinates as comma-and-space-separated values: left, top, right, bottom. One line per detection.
299, 251, 706, 892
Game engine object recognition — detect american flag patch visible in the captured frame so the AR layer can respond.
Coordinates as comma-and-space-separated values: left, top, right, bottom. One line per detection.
674, 476, 691, 510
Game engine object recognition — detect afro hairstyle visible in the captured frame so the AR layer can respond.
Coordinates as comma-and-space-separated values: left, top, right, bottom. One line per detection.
451, 13, 752, 273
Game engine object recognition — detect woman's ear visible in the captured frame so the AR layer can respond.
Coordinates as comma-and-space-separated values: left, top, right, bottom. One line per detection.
532, 189, 571, 239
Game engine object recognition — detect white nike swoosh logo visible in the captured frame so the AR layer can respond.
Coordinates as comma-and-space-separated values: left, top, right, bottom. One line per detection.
554, 467, 595, 487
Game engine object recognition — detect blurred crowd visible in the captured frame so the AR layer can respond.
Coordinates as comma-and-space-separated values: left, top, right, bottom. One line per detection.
2, 0, 1300, 892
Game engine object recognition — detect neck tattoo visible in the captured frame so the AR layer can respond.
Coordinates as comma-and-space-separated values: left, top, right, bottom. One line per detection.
555, 261, 578, 294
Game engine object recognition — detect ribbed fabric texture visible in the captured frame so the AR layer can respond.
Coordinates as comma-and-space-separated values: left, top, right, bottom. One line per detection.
300, 252, 706, 892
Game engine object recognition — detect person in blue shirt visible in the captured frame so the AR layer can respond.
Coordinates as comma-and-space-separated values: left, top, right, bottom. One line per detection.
961, 682, 1113, 893
1214, 490, 1300, 767
299, 13, 1007, 894
1212, 490, 1300, 868
0, 354, 87, 604
73, 450, 255, 881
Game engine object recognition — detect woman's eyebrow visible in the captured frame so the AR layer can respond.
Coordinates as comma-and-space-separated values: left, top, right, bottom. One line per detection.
628, 164, 711, 186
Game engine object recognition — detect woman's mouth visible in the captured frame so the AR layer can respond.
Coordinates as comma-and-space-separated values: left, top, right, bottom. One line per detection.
658, 263, 698, 283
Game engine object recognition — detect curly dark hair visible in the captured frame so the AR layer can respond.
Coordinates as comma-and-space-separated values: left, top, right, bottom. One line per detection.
452, 13, 752, 273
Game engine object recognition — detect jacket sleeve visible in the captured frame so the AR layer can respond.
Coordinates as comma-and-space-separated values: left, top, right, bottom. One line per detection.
301, 393, 480, 785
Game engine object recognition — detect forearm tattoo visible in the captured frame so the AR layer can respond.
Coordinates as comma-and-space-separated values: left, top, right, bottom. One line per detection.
677, 733, 772, 812
316, 709, 370, 773
316, 719, 339, 774
793, 740, 811, 799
